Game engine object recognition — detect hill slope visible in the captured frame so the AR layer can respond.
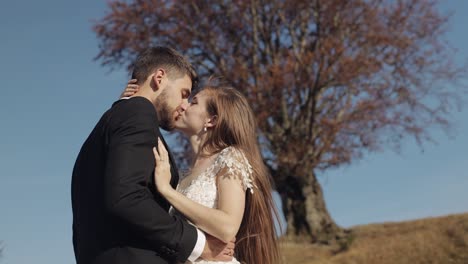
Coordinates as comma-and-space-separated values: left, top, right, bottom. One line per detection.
281, 212, 468, 264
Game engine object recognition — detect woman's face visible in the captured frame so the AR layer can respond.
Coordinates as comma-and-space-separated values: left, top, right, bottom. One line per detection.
174, 90, 212, 135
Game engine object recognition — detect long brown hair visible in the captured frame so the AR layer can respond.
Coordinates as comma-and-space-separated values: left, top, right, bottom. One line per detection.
200, 86, 282, 264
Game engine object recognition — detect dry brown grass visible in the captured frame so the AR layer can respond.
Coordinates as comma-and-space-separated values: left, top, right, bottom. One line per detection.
281, 212, 468, 264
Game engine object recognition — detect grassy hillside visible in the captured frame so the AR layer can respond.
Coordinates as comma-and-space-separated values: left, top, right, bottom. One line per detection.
281, 212, 468, 264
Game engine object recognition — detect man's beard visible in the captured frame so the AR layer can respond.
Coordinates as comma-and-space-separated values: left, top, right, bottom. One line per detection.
155, 89, 175, 131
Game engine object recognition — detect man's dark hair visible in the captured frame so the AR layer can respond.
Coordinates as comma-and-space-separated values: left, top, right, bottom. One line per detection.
131, 47, 198, 89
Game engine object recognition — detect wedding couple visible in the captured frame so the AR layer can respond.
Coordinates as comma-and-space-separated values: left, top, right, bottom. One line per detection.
71, 47, 281, 264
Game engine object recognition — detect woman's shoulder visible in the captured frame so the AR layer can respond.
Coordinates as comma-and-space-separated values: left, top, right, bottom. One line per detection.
215, 146, 255, 192
215, 146, 251, 171
218, 146, 245, 158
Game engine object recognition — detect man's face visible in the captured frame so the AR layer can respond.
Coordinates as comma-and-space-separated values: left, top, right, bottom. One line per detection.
173, 90, 211, 135
155, 74, 192, 131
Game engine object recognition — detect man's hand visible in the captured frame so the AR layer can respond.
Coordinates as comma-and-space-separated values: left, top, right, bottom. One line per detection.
200, 234, 236, 261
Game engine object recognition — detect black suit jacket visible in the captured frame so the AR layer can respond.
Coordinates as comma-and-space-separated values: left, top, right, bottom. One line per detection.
72, 97, 197, 264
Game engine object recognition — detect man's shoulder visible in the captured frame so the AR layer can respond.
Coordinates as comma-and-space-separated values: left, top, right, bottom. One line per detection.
107, 97, 159, 127
112, 96, 155, 113
109, 97, 157, 120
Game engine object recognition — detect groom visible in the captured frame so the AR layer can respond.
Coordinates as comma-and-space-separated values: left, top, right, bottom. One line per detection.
71, 47, 233, 264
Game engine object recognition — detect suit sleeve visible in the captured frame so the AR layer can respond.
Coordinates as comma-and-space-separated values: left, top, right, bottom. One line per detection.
104, 103, 197, 262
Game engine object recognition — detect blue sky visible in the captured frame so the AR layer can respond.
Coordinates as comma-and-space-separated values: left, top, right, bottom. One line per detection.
0, 1, 467, 263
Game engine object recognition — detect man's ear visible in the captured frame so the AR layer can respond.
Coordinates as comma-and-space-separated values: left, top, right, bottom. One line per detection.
151, 68, 166, 91
206, 115, 218, 128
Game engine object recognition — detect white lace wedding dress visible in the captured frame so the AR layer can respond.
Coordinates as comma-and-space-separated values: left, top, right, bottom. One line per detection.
170, 146, 255, 264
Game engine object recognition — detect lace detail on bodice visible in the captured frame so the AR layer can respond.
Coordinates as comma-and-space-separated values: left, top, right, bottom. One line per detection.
170, 146, 253, 264
175, 146, 254, 211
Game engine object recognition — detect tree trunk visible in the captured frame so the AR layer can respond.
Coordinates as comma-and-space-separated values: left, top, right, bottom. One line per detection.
277, 170, 343, 244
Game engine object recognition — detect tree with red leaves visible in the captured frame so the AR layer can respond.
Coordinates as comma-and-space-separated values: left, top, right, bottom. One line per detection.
94, 0, 466, 243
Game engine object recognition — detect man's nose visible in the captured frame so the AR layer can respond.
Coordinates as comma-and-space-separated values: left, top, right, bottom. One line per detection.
179, 101, 189, 111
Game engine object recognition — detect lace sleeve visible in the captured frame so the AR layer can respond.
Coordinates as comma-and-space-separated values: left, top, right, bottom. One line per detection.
214, 147, 256, 193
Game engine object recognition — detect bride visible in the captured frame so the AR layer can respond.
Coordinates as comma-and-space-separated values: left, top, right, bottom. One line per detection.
123, 82, 281, 263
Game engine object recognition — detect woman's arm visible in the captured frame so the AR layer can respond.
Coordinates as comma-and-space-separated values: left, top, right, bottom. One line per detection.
153, 141, 245, 243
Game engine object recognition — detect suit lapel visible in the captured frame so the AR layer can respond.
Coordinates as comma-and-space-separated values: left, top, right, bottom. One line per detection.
158, 132, 179, 188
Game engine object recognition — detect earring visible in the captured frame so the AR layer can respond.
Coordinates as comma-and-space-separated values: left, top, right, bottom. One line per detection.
203, 127, 207, 132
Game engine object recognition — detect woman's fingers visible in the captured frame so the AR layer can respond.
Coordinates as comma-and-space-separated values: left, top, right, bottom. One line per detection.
157, 139, 169, 160
153, 138, 169, 163
125, 87, 139, 93
120, 80, 139, 98
152, 147, 160, 163
122, 79, 140, 97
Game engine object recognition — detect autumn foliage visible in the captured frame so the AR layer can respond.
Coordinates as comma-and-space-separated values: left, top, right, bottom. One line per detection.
94, 0, 466, 242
